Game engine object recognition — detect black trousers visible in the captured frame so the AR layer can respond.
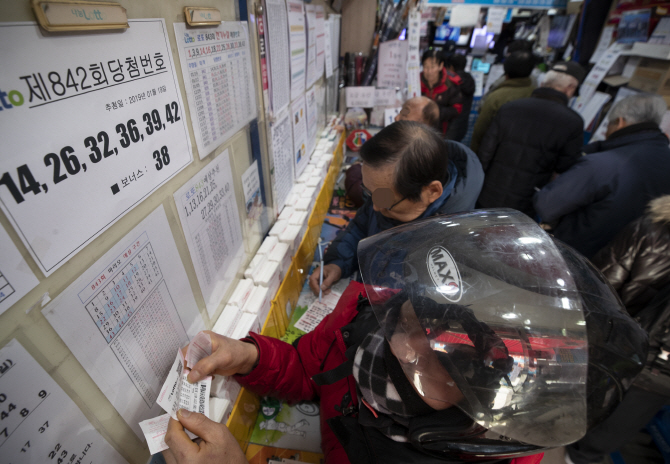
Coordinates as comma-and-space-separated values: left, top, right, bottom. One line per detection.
566, 386, 669, 464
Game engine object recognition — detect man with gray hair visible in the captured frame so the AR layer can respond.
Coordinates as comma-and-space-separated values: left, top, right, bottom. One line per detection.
535, 93, 670, 258
475, 61, 585, 218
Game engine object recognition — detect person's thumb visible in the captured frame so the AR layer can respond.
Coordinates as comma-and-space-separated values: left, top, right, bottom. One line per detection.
177, 409, 223, 443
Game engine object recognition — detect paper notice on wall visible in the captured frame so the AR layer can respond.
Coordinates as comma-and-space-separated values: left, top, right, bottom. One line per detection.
407, 63, 422, 98
384, 107, 401, 126
573, 43, 629, 113
0, 21, 192, 277
242, 160, 262, 219
483, 64, 504, 95
265, 0, 291, 114
271, 109, 295, 213
287, 0, 307, 101
589, 25, 614, 64
42, 205, 205, 438
374, 88, 397, 107
577, 91, 611, 129
407, 9, 421, 65
315, 6, 326, 78
173, 22, 257, 159
0, 225, 39, 316
449, 5, 481, 28
174, 150, 244, 318
472, 71, 485, 97
291, 94, 309, 178
324, 25, 334, 78
305, 4, 318, 89
378, 40, 408, 89
305, 86, 318, 159
0, 339, 128, 463
487, 7, 507, 34
346, 86, 376, 108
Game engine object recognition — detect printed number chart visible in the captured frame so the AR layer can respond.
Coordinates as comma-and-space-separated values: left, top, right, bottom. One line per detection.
0, 21, 192, 277
0, 339, 127, 464
270, 109, 295, 213
43, 206, 204, 438
174, 22, 257, 158
0, 225, 39, 316
174, 149, 244, 317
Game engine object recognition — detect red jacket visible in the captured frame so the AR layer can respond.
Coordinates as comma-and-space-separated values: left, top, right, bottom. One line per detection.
236, 281, 544, 464
421, 68, 464, 134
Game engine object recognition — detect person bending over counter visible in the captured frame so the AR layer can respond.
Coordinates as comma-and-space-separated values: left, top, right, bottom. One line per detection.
308, 120, 483, 296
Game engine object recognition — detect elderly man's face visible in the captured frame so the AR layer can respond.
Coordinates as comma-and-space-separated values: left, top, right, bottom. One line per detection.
395, 100, 424, 123
361, 162, 437, 223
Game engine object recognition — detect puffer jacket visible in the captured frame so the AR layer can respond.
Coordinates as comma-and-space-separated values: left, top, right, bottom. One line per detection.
591, 195, 670, 317
323, 141, 483, 278
476, 87, 584, 217
235, 281, 544, 464
421, 68, 463, 134
446, 70, 476, 142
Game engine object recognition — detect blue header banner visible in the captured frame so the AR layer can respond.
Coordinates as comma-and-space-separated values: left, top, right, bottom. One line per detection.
427, 0, 567, 9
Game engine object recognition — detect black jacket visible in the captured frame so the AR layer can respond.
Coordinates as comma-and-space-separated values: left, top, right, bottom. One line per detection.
591, 195, 670, 317
534, 123, 670, 258
476, 87, 584, 217
445, 71, 475, 142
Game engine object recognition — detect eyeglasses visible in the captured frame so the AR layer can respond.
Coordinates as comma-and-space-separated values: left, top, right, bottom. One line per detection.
362, 183, 407, 211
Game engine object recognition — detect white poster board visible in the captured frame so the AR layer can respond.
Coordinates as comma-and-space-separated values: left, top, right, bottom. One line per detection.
449, 5, 481, 27
265, 0, 291, 114
324, 24, 334, 78
304, 4, 318, 89
173, 150, 244, 317
346, 87, 376, 108
486, 7, 507, 34
0, 225, 39, 316
407, 63, 422, 99
305, 86, 318, 159
287, 0, 306, 101
375, 88, 397, 107
0, 339, 128, 463
0, 21, 192, 276
173, 22, 257, 159
315, 6, 326, 78
42, 205, 205, 438
407, 9, 421, 66
378, 40, 408, 89
270, 109, 295, 213
291, 94, 309, 178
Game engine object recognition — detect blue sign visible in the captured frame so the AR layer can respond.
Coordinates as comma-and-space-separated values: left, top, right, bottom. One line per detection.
428, 0, 567, 9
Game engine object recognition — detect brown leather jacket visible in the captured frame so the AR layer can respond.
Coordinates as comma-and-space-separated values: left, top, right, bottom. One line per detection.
591, 195, 670, 317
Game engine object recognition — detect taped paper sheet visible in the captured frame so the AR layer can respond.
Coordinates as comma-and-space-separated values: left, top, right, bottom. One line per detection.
173, 22, 257, 159
305, 4, 318, 89
265, 0, 291, 114
271, 109, 295, 213
0, 225, 39, 316
0, 339, 128, 463
42, 205, 205, 438
0, 20, 192, 276
174, 150, 244, 317
287, 0, 307, 101
345, 87, 376, 108
378, 40, 408, 89
315, 6, 326, 77
324, 23, 334, 78
291, 95, 309, 178
305, 86, 318, 159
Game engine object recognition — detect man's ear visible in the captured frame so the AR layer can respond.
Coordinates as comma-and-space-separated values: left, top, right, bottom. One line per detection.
422, 180, 443, 204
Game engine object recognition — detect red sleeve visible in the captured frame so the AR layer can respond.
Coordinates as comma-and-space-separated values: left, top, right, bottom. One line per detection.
511, 453, 544, 464
234, 281, 367, 403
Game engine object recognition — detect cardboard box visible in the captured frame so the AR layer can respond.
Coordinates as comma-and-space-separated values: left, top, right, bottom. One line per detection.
629, 58, 670, 96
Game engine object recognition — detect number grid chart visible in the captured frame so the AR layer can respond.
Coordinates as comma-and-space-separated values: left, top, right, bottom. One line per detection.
174, 22, 257, 158
0, 269, 16, 305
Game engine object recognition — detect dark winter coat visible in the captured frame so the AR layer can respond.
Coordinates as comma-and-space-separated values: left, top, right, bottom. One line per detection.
446, 70, 476, 142
591, 195, 670, 317
534, 123, 670, 258
236, 281, 544, 464
470, 77, 535, 153
476, 87, 584, 217
323, 141, 483, 278
421, 68, 463, 134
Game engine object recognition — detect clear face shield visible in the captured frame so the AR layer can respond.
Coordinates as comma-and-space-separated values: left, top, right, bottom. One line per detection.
358, 210, 597, 447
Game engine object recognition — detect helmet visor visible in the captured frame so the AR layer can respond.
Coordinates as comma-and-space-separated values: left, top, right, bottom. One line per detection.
357, 210, 589, 447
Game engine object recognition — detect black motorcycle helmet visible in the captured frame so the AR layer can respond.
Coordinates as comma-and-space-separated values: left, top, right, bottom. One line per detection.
357, 209, 648, 460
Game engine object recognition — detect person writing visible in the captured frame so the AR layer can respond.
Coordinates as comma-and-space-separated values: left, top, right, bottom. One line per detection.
308, 120, 479, 297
